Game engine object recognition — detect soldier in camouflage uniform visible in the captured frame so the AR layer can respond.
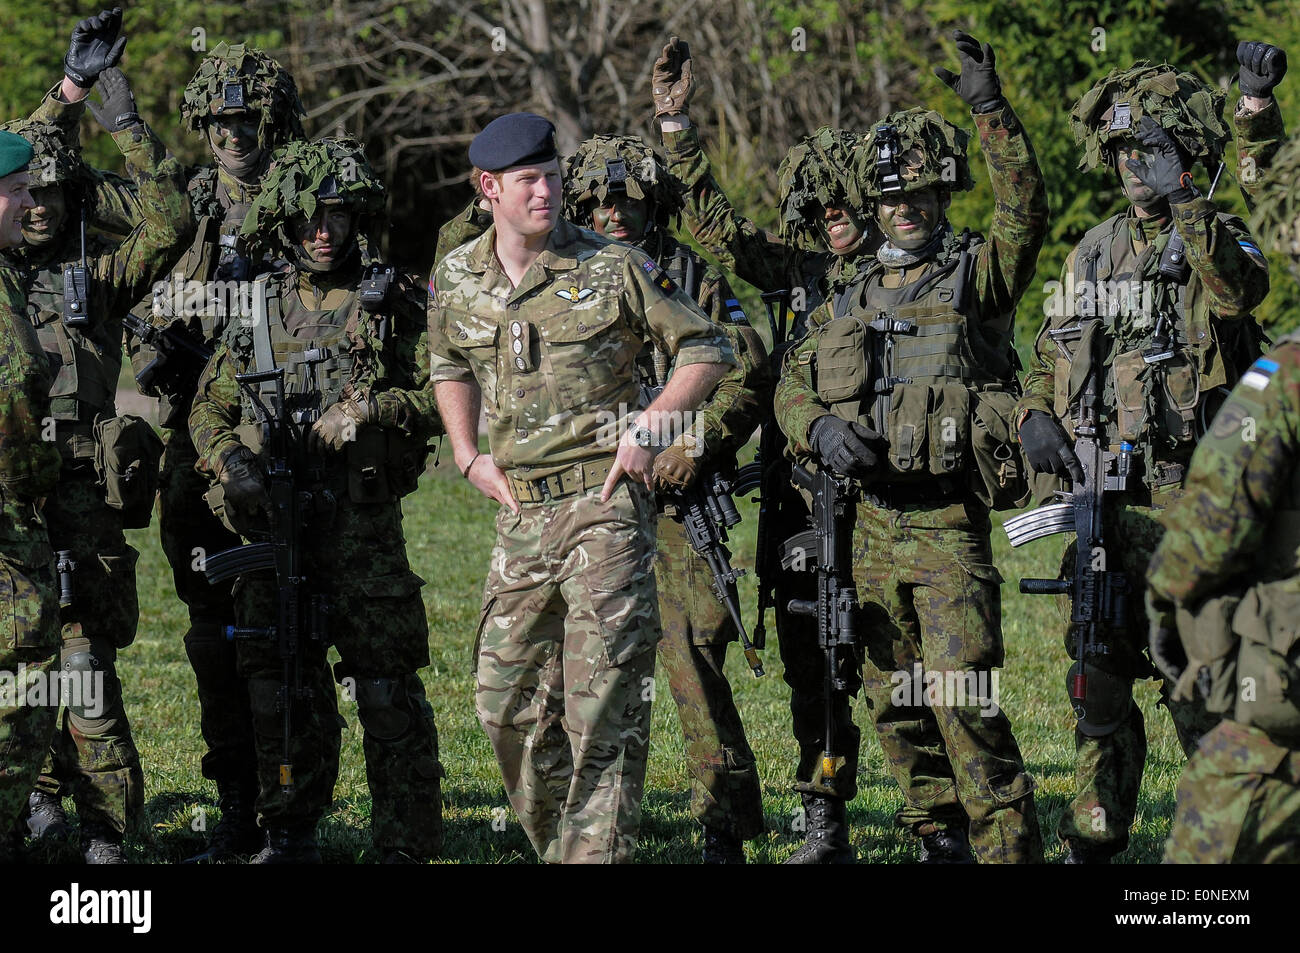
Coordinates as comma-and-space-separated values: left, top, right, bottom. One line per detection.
775, 32, 1046, 864
1017, 61, 1271, 863
429, 112, 737, 863
0, 129, 64, 864
1147, 88, 1300, 862
652, 36, 877, 862
137, 42, 308, 863
189, 138, 444, 864
7, 13, 194, 862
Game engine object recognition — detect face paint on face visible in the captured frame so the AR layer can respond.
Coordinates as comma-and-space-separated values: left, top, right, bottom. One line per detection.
23, 184, 68, 246
590, 195, 649, 243
292, 206, 355, 267
207, 113, 264, 178
818, 204, 868, 256
1112, 140, 1162, 210
0, 171, 36, 250
877, 186, 946, 251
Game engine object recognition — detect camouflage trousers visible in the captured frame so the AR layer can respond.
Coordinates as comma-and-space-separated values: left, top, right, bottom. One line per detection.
851, 496, 1043, 863
234, 494, 443, 856
1055, 490, 1218, 856
654, 514, 763, 840
157, 427, 253, 789
476, 481, 659, 864
1164, 721, 1300, 863
0, 555, 59, 840
35, 471, 144, 835
772, 485, 860, 800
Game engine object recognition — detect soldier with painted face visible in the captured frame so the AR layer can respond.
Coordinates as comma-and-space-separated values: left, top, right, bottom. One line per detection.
189, 137, 444, 864
1018, 62, 1270, 863
775, 32, 1047, 864
7, 10, 194, 863
430, 112, 737, 864
652, 35, 875, 863
0, 129, 63, 864
564, 135, 770, 862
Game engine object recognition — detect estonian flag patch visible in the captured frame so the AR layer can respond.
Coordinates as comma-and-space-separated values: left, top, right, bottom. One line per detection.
1241, 357, 1279, 391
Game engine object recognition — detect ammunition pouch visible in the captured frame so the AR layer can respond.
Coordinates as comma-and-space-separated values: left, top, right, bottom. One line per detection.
93, 415, 164, 528
344, 428, 428, 503
1113, 346, 1199, 448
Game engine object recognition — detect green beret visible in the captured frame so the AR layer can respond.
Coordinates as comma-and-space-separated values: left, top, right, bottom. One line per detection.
0, 130, 34, 178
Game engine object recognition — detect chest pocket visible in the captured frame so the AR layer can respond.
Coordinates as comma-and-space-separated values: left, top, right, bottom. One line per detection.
447, 310, 501, 405
538, 305, 632, 411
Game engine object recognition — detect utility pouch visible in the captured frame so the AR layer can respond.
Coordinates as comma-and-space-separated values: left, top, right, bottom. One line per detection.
886, 383, 929, 473
1232, 582, 1300, 742
1158, 350, 1199, 445
926, 382, 970, 476
812, 316, 872, 403
93, 414, 164, 528
970, 388, 1030, 510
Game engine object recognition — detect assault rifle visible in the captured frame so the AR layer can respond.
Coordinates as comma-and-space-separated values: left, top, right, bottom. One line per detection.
122, 312, 213, 399
1002, 313, 1130, 720
781, 464, 860, 784
663, 469, 764, 677
202, 368, 328, 796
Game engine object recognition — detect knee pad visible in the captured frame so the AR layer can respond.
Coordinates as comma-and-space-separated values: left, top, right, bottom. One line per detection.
1068, 662, 1134, 737
353, 676, 412, 742
60, 643, 115, 724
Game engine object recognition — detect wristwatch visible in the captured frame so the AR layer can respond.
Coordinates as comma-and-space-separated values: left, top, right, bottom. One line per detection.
630, 425, 655, 448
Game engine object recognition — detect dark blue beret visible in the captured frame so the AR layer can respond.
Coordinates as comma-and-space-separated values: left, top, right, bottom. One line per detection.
0, 130, 34, 178
468, 112, 557, 172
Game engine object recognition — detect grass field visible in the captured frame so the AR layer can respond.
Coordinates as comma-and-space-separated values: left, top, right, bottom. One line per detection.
33, 425, 1189, 865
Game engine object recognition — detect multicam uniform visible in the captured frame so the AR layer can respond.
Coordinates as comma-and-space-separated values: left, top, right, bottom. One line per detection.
189, 138, 444, 859
3, 112, 193, 840
429, 217, 736, 863
1018, 65, 1270, 859
776, 102, 1048, 862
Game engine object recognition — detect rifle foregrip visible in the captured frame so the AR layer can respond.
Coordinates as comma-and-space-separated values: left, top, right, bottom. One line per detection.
1020, 578, 1071, 595
787, 598, 816, 617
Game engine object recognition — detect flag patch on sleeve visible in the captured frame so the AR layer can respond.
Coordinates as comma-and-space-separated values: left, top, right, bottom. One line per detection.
1241, 357, 1279, 391
641, 258, 678, 296
724, 297, 748, 324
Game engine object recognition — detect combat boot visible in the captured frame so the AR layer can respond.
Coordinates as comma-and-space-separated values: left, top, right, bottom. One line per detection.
784, 794, 854, 864
249, 825, 321, 864
183, 780, 261, 864
25, 791, 72, 842
919, 827, 975, 864
81, 823, 127, 864
701, 826, 746, 864
1063, 840, 1115, 864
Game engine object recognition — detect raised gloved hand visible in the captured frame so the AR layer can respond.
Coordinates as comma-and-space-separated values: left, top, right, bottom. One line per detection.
309, 395, 375, 455
932, 30, 1002, 112
216, 446, 270, 535
64, 7, 127, 89
1237, 41, 1288, 98
1018, 410, 1085, 483
1147, 596, 1188, 683
652, 435, 701, 491
809, 415, 884, 479
652, 36, 695, 118
87, 68, 139, 132
1125, 115, 1196, 204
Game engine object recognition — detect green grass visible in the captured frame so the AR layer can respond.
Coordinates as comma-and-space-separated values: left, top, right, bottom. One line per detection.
56, 437, 1183, 864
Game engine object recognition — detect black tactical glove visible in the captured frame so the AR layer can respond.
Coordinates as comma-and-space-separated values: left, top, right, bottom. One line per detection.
1018, 410, 1084, 484
1125, 115, 1196, 204
216, 446, 270, 535
652, 36, 695, 118
64, 8, 127, 89
809, 415, 884, 479
1147, 596, 1188, 683
1237, 41, 1288, 98
932, 30, 1002, 112
87, 68, 139, 132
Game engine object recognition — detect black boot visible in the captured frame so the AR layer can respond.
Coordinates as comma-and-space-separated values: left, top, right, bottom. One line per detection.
785, 794, 854, 864
249, 825, 321, 864
25, 791, 72, 842
919, 827, 975, 864
183, 781, 262, 864
81, 823, 127, 864
701, 826, 746, 864
1063, 840, 1115, 864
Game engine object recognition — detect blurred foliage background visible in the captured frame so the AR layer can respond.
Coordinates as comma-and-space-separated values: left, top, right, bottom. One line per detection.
1, 0, 1296, 350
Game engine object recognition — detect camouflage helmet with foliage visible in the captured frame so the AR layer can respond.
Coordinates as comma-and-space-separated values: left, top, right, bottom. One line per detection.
240, 137, 386, 252
1250, 134, 1300, 271
0, 118, 88, 198
857, 108, 974, 200
180, 42, 306, 149
776, 126, 867, 250
562, 135, 682, 228
1070, 62, 1228, 172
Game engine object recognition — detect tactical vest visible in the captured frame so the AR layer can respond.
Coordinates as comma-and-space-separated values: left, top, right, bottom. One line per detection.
803, 232, 1025, 506
1055, 213, 1266, 483
233, 272, 425, 502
